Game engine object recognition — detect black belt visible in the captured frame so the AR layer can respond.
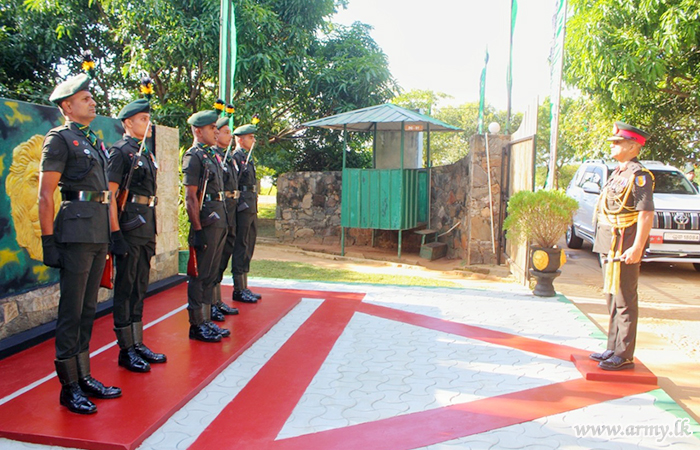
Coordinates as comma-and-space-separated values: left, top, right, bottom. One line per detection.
129, 193, 158, 207
240, 185, 257, 193
62, 190, 111, 204
225, 190, 240, 199
204, 192, 225, 202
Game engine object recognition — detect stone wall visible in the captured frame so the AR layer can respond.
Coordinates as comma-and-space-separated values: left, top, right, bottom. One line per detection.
276, 171, 342, 244
274, 134, 509, 264
464, 134, 508, 265
429, 155, 469, 259
0, 124, 180, 341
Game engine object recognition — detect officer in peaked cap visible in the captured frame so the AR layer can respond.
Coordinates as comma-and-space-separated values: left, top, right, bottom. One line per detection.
182, 109, 230, 342
39, 72, 124, 414
210, 111, 241, 321
107, 95, 167, 373
590, 121, 654, 371
230, 123, 262, 303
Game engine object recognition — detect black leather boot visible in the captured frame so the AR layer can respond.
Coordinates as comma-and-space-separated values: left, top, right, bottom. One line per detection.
76, 351, 122, 399
216, 302, 239, 315
55, 358, 96, 414
211, 304, 226, 322
188, 307, 221, 342
233, 275, 257, 303
115, 325, 150, 372
207, 321, 231, 338
204, 305, 230, 337
243, 273, 262, 300
133, 321, 167, 364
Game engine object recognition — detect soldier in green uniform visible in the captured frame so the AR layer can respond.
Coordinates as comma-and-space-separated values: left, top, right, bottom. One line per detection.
211, 110, 241, 320
590, 121, 654, 371
182, 110, 230, 342
107, 98, 167, 372
39, 73, 124, 414
231, 123, 263, 303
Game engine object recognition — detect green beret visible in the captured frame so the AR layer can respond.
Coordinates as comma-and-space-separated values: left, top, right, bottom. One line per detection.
216, 117, 230, 129
187, 110, 219, 127
117, 99, 150, 120
49, 73, 91, 104
233, 124, 257, 136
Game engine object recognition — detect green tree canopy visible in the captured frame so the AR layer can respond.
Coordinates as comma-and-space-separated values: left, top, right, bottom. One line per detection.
565, 0, 700, 164
4, 0, 397, 176
392, 89, 522, 166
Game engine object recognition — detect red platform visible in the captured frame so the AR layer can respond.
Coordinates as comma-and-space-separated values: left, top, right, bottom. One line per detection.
0, 283, 308, 450
570, 351, 658, 384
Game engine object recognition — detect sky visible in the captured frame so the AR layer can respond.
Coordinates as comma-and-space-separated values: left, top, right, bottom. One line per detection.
332, 0, 559, 114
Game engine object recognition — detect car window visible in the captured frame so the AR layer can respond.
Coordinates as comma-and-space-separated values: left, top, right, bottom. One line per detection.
577, 168, 603, 189
650, 170, 697, 194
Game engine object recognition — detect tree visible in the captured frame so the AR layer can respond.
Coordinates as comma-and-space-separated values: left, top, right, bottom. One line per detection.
6, 0, 397, 177
2, 0, 128, 113
392, 90, 522, 166
565, 0, 700, 165
536, 96, 611, 188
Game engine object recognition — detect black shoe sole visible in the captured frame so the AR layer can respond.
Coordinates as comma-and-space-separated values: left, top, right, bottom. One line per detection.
189, 334, 222, 343
599, 362, 635, 371
139, 355, 167, 364
82, 391, 122, 399
118, 361, 151, 373
60, 402, 97, 414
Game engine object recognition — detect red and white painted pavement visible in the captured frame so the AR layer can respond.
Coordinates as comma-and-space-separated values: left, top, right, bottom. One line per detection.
0, 279, 698, 450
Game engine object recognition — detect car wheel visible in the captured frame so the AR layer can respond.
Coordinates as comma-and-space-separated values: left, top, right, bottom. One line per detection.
694, 263, 700, 272
566, 224, 584, 249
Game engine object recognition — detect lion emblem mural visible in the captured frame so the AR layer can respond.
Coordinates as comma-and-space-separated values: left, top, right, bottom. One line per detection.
5, 135, 61, 261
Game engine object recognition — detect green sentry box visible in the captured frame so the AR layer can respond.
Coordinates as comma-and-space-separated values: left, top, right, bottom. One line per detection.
420, 242, 447, 260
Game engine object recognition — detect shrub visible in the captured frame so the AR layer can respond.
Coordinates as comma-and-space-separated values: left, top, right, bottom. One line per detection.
502, 189, 579, 248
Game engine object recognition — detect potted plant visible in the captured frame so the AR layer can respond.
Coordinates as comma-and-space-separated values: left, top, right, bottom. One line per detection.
502, 189, 579, 296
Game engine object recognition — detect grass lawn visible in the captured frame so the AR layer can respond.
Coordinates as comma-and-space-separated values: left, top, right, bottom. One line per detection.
234, 259, 462, 288
257, 202, 276, 219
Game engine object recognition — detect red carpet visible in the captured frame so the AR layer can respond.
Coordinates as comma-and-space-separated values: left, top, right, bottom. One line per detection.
0, 283, 303, 450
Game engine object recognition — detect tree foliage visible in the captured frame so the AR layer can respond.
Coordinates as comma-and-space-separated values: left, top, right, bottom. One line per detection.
535, 95, 612, 188
392, 89, 522, 166
2, 0, 398, 176
565, 0, 700, 164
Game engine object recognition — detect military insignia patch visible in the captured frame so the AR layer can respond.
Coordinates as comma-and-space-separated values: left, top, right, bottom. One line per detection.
635, 175, 647, 187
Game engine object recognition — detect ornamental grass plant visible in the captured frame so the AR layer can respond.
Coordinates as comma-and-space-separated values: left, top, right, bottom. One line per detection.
502, 189, 579, 248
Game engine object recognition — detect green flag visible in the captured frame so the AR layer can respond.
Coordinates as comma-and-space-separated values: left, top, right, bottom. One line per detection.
219, 0, 237, 103
506, 0, 517, 134
478, 49, 489, 135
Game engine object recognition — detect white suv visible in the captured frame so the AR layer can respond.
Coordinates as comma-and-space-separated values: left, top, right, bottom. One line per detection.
565, 160, 700, 271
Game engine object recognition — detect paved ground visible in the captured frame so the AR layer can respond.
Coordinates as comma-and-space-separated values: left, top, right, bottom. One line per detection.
262, 238, 700, 425
4, 278, 697, 449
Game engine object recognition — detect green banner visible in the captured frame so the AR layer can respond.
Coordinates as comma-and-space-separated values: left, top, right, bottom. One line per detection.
219, 0, 238, 104
506, 0, 518, 133
478, 49, 489, 135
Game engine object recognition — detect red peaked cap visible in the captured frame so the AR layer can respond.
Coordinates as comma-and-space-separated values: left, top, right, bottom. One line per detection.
607, 121, 650, 146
